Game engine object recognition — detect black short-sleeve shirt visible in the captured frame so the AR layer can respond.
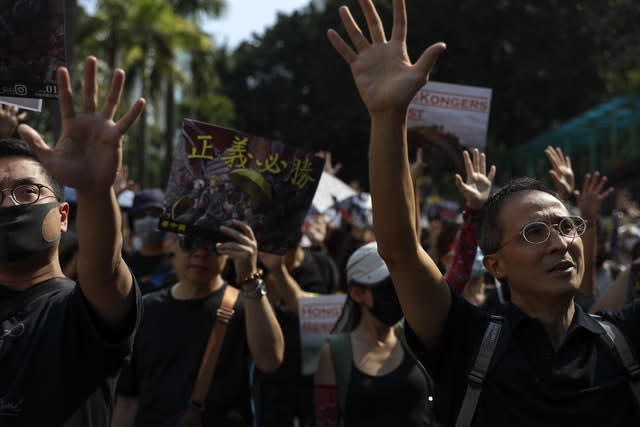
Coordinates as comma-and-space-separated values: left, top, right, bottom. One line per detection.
117, 284, 252, 426
0, 277, 141, 427
405, 287, 640, 427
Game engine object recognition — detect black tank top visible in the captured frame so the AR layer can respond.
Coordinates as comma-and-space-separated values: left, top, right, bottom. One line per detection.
342, 347, 432, 426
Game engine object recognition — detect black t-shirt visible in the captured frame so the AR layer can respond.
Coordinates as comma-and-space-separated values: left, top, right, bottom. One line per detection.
343, 348, 431, 427
259, 248, 340, 382
405, 287, 640, 427
0, 277, 141, 427
117, 284, 252, 427
124, 252, 175, 295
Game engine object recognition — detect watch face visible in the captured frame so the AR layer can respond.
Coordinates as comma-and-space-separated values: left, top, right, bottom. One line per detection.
257, 279, 267, 295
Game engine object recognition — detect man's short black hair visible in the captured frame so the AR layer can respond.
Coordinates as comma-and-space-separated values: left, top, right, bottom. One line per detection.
0, 138, 64, 202
478, 177, 560, 255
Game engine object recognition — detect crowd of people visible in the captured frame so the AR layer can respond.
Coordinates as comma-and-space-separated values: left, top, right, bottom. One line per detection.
1, 0, 640, 426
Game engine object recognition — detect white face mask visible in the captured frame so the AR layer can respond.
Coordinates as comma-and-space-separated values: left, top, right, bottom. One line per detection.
133, 217, 165, 248
131, 236, 143, 252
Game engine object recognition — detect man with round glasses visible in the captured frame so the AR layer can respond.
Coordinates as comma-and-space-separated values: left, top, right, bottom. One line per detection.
328, 0, 640, 425
0, 56, 145, 426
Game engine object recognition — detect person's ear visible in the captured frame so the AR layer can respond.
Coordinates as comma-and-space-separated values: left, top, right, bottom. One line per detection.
348, 286, 368, 304
58, 202, 70, 232
483, 254, 506, 280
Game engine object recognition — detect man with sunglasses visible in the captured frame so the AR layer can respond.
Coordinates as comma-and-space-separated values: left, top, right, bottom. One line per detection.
328, 0, 640, 425
0, 56, 145, 426
114, 221, 284, 426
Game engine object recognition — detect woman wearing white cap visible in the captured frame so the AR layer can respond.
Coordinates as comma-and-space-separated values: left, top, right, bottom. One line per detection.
314, 242, 433, 427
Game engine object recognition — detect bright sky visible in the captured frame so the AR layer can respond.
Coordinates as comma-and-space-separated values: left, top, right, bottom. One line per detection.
205, 0, 313, 49
80, 0, 313, 50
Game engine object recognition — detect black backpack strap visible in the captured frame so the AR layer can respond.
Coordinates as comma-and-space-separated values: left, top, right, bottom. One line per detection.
394, 321, 435, 405
455, 315, 504, 427
596, 319, 640, 411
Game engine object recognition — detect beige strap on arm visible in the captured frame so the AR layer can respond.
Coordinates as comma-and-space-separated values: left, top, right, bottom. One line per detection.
180, 285, 240, 427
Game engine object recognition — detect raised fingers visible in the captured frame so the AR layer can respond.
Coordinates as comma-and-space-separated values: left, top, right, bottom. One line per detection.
327, 29, 358, 65
338, 5, 370, 53
115, 98, 146, 136
56, 66, 75, 120
220, 220, 257, 245
82, 56, 98, 113
390, 0, 407, 42
360, 0, 386, 43
103, 69, 125, 120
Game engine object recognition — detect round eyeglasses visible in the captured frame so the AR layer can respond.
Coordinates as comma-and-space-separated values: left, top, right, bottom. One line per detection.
0, 183, 58, 206
498, 216, 587, 251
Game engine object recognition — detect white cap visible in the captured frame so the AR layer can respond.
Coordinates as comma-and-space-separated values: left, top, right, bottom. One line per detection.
346, 242, 390, 286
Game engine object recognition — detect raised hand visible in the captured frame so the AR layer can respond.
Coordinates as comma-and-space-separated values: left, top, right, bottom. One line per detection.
317, 151, 343, 176
410, 146, 427, 184
0, 104, 27, 138
544, 146, 575, 201
454, 149, 496, 210
17, 56, 145, 192
217, 220, 259, 282
576, 171, 614, 221
327, 0, 446, 115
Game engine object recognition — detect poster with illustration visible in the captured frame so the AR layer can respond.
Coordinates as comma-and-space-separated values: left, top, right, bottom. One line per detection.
407, 81, 492, 151
0, 0, 65, 99
160, 119, 324, 254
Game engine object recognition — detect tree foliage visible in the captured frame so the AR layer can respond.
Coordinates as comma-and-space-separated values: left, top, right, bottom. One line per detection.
219, 0, 638, 192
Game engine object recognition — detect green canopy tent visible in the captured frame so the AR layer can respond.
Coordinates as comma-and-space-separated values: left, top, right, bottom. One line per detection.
500, 95, 640, 187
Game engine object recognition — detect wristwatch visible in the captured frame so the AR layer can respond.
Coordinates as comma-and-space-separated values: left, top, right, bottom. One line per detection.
241, 279, 267, 299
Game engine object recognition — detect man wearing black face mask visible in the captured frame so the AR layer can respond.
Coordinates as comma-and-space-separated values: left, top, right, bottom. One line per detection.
314, 242, 433, 427
0, 56, 144, 427
125, 188, 174, 294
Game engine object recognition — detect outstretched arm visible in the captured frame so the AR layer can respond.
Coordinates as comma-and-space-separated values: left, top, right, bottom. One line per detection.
576, 172, 614, 301
545, 146, 575, 202
217, 221, 284, 373
328, 0, 448, 346
446, 149, 495, 292
18, 56, 145, 329
259, 251, 315, 314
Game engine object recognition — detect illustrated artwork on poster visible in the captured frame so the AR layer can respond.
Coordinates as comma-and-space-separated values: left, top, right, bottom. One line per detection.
161, 119, 324, 254
0, 0, 65, 99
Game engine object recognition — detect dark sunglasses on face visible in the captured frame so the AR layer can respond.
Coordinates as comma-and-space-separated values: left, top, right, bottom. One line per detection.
177, 235, 217, 254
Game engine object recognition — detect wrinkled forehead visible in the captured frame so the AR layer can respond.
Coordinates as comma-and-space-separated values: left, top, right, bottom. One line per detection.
498, 190, 568, 231
0, 157, 50, 188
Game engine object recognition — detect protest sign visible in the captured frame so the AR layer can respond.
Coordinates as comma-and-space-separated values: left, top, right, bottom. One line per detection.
310, 171, 357, 214
298, 294, 347, 375
0, 96, 43, 112
0, 0, 65, 99
407, 81, 492, 150
160, 119, 324, 254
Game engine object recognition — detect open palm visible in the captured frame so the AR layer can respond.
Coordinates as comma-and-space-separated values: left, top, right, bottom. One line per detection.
455, 149, 495, 210
18, 56, 145, 192
327, 0, 446, 115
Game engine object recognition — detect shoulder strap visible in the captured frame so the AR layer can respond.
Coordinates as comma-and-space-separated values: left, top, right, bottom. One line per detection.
596, 318, 640, 411
327, 332, 353, 413
185, 285, 240, 417
0, 280, 64, 321
455, 315, 504, 427
394, 321, 435, 404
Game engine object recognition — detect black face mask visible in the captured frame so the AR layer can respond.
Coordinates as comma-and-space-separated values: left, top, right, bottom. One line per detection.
368, 281, 404, 327
0, 202, 61, 262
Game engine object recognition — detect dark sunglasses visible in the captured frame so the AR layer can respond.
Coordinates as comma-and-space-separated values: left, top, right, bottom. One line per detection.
177, 235, 217, 254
